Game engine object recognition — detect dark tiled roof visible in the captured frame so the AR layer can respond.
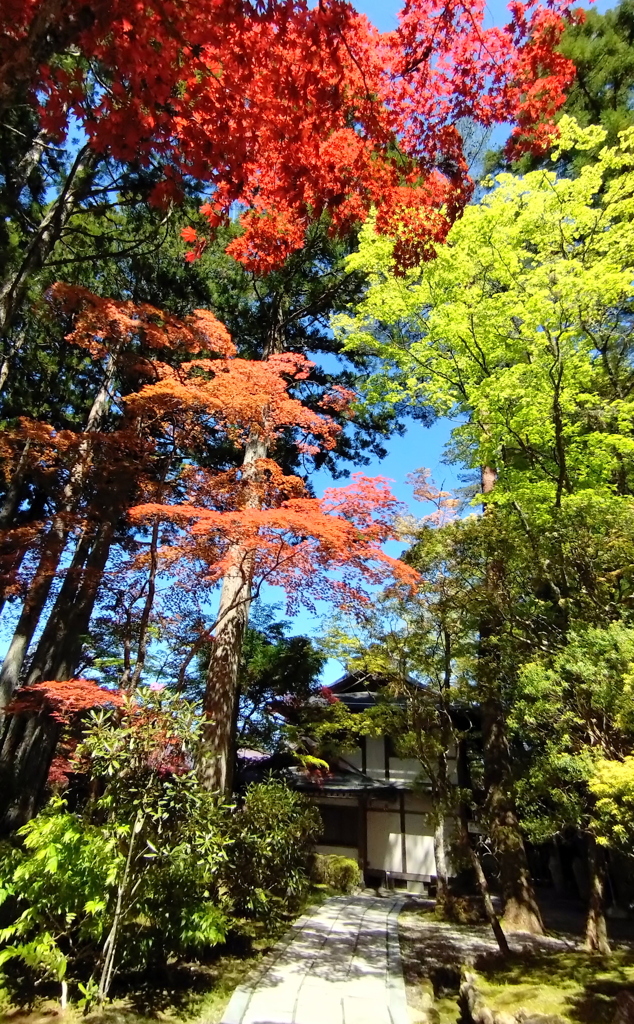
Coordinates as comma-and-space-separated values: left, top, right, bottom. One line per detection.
285, 766, 399, 795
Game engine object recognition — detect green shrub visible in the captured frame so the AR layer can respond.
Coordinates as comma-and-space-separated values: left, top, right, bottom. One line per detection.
0, 692, 228, 1006
224, 780, 321, 921
0, 701, 323, 1008
311, 853, 361, 893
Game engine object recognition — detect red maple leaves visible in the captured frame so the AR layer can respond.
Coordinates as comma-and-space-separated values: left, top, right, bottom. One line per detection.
2, 0, 580, 274
8, 678, 123, 722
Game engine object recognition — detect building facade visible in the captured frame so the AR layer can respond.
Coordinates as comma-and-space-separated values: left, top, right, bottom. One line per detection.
287, 674, 458, 892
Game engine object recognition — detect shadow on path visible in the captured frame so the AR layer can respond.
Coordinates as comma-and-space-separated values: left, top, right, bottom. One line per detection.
220, 895, 409, 1024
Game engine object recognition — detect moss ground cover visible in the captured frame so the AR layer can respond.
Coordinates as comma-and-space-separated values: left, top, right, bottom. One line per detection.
476, 947, 634, 1023
400, 901, 634, 1024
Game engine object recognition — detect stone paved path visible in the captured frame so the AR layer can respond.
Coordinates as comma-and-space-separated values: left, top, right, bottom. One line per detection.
220, 894, 408, 1024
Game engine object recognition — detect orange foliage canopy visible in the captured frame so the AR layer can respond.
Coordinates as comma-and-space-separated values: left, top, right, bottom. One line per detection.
8, 678, 123, 722
129, 350, 419, 613
49, 284, 236, 360
2, 0, 580, 272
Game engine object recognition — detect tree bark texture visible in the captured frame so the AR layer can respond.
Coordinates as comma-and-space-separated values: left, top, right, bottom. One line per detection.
201, 321, 285, 794
201, 435, 267, 794
0, 709, 60, 833
26, 520, 114, 684
584, 834, 611, 955
0, 349, 117, 708
481, 691, 543, 935
0, 517, 69, 711
433, 815, 449, 913
456, 742, 509, 956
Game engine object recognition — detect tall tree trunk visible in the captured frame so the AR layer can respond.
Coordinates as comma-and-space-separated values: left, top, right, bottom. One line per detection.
200, 316, 285, 795
479, 465, 544, 935
456, 736, 509, 955
0, 524, 113, 832
584, 834, 611, 955
0, 350, 117, 708
26, 520, 113, 683
0, 143, 99, 354
0, 709, 60, 833
481, 693, 543, 933
433, 813, 449, 913
0, 517, 69, 711
201, 435, 267, 794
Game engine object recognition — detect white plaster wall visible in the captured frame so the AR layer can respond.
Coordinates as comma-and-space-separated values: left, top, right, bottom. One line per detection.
365, 808, 439, 878
366, 811, 402, 872
388, 757, 423, 786
365, 738, 386, 779
404, 824, 436, 877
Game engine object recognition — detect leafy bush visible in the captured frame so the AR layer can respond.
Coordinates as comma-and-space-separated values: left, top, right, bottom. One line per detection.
0, 691, 228, 1006
224, 779, 321, 921
311, 854, 361, 893
0, 695, 324, 1008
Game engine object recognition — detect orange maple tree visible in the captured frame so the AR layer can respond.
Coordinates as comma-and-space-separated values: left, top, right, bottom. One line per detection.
124, 344, 418, 789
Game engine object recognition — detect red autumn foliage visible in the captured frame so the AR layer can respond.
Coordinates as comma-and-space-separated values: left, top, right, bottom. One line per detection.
128, 343, 420, 613
126, 352, 345, 453
2, 0, 580, 273
49, 285, 235, 360
8, 678, 124, 722
47, 754, 74, 787
320, 687, 340, 705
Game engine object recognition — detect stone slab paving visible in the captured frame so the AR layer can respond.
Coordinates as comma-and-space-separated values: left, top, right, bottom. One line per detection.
220, 894, 408, 1024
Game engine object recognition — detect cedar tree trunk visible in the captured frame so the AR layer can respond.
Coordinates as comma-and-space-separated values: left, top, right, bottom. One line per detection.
456, 736, 509, 955
27, 520, 113, 683
0, 350, 117, 708
0, 709, 60, 833
584, 834, 611, 955
481, 690, 543, 934
433, 814, 449, 913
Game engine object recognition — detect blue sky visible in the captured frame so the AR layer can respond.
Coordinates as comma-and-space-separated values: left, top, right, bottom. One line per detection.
357, 0, 613, 32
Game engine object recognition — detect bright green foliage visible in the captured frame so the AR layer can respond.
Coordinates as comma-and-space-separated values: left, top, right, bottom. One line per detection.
589, 755, 634, 848
223, 780, 321, 922
509, 623, 634, 842
311, 854, 361, 893
0, 802, 117, 983
335, 119, 634, 511
0, 694, 322, 1003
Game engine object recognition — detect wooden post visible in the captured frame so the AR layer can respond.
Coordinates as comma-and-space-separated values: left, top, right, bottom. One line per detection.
399, 791, 407, 875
